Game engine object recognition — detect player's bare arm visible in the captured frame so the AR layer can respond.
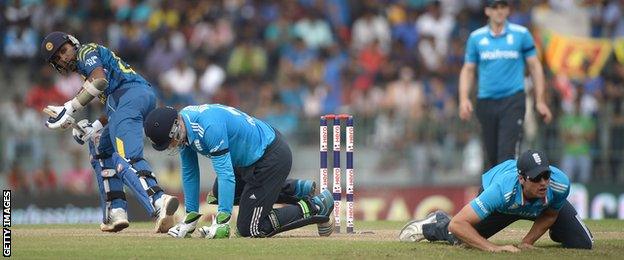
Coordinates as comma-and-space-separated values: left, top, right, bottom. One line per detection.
519, 208, 559, 249
448, 204, 520, 252
526, 56, 552, 123
458, 63, 476, 121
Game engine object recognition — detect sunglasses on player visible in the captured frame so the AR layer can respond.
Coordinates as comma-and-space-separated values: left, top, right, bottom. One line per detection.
526, 172, 551, 183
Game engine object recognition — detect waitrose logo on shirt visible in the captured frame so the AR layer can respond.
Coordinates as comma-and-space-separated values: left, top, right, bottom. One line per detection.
480, 49, 520, 60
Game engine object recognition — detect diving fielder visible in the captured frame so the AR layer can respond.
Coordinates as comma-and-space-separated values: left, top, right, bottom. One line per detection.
40, 31, 179, 232
399, 150, 593, 251
144, 105, 334, 238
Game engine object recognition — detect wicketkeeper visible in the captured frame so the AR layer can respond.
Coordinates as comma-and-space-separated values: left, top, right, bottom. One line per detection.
144, 105, 334, 238
399, 150, 593, 251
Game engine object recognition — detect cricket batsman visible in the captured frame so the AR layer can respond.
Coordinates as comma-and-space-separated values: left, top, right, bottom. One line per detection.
40, 31, 179, 232
144, 105, 335, 238
399, 150, 593, 251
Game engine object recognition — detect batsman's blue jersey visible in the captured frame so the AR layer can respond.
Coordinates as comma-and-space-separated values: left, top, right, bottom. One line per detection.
470, 160, 570, 220
75, 43, 150, 96
178, 104, 276, 213
465, 22, 536, 99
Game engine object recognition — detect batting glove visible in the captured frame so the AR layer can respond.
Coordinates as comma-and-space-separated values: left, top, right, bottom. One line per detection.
198, 211, 231, 239
167, 211, 201, 238
72, 119, 104, 145
44, 101, 76, 130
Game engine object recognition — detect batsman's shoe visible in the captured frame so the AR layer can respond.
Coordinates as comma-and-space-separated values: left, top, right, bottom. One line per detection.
293, 180, 316, 199
154, 194, 180, 233
100, 208, 129, 232
398, 211, 438, 242
312, 189, 335, 237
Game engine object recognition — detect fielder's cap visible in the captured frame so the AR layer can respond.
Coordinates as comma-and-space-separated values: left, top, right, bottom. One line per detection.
487, 0, 509, 7
144, 107, 179, 151
517, 149, 551, 179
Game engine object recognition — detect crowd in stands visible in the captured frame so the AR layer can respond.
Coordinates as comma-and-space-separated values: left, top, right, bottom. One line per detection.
2, 0, 624, 196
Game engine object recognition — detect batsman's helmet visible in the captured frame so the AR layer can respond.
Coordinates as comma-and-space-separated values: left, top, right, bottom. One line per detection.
144, 107, 179, 151
41, 31, 80, 73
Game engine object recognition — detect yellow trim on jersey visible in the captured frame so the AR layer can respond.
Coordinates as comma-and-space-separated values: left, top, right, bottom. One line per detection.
116, 137, 126, 158
78, 44, 97, 61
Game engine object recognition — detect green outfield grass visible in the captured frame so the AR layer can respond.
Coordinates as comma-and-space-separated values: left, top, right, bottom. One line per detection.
12, 220, 624, 259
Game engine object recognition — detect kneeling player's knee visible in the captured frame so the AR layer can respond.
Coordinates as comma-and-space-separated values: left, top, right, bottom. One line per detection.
561, 235, 593, 250
236, 217, 272, 238
572, 237, 593, 250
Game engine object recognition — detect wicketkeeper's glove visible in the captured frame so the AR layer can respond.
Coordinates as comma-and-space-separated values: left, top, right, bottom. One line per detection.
198, 211, 231, 239
167, 211, 201, 238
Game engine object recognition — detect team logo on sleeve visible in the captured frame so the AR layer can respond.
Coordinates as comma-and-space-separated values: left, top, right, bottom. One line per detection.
475, 198, 488, 214
85, 56, 98, 66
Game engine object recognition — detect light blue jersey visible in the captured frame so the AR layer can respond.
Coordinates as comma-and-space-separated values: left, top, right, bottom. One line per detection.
178, 104, 276, 213
470, 160, 570, 219
75, 43, 150, 96
465, 22, 536, 99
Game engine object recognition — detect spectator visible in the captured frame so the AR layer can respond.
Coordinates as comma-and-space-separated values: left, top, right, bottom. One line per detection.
62, 151, 93, 195
227, 40, 268, 79
32, 156, 58, 195
416, 0, 455, 55
383, 66, 425, 119
25, 66, 67, 111
293, 10, 334, 50
1, 95, 43, 172
390, 4, 419, 51
559, 93, 596, 183
160, 58, 197, 105
196, 55, 226, 103
145, 34, 185, 81
7, 160, 30, 194
279, 37, 317, 77
351, 8, 391, 53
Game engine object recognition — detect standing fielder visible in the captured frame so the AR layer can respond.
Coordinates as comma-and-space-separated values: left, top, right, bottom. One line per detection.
40, 31, 179, 232
399, 150, 593, 251
458, 0, 552, 170
144, 105, 334, 238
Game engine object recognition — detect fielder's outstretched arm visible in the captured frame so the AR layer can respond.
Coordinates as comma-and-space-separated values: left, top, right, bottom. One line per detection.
449, 205, 520, 252
448, 204, 505, 252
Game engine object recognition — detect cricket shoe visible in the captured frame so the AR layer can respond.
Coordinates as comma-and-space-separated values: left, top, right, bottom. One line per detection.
398, 211, 439, 242
311, 189, 334, 237
100, 208, 129, 232
293, 180, 316, 199
154, 194, 180, 233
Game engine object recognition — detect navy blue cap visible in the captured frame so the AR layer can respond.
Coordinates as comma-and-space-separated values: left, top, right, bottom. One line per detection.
517, 150, 551, 179
487, 0, 509, 7
144, 107, 179, 151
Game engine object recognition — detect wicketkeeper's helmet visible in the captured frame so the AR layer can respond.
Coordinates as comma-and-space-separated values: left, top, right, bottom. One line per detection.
144, 107, 179, 151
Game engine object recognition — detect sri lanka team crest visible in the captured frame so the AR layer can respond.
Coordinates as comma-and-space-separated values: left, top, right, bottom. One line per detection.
45, 42, 53, 51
